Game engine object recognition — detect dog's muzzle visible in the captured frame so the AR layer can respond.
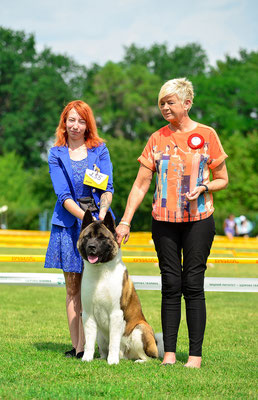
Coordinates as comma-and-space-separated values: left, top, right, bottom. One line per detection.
86, 244, 99, 264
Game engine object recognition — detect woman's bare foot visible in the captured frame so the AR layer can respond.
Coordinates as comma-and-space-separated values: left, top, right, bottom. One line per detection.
184, 356, 202, 368
160, 352, 176, 365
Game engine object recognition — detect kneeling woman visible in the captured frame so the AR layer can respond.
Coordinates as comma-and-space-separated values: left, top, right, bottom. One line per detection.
45, 100, 114, 358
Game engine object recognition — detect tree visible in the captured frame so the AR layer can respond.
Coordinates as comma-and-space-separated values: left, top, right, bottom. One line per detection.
191, 50, 258, 136
212, 131, 258, 234
123, 42, 208, 79
0, 153, 40, 229
0, 27, 87, 167
83, 62, 163, 141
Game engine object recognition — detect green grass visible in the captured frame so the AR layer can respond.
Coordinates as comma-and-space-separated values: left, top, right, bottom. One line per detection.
0, 246, 257, 399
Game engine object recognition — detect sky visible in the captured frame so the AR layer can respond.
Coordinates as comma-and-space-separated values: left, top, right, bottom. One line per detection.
1, 0, 257, 67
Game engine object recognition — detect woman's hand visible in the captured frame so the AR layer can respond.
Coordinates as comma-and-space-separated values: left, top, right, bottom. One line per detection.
116, 224, 130, 247
185, 186, 205, 201
114, 164, 153, 247
186, 161, 228, 201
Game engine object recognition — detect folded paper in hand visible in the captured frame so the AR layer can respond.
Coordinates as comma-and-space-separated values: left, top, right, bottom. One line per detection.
83, 168, 108, 190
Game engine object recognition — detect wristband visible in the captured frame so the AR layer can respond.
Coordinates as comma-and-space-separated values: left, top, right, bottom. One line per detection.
119, 221, 131, 228
198, 184, 209, 192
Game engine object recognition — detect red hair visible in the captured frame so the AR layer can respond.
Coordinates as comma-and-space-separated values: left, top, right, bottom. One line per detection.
54, 100, 104, 148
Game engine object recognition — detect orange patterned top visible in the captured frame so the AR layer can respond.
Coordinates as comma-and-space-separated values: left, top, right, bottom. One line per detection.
138, 123, 228, 223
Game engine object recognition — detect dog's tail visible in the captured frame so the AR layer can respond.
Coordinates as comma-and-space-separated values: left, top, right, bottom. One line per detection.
155, 332, 164, 358
137, 323, 158, 358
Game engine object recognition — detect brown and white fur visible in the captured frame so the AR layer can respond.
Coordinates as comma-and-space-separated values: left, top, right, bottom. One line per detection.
77, 210, 163, 365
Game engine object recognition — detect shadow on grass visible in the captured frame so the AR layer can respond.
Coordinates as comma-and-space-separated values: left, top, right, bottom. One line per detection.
174, 351, 188, 363
34, 343, 188, 364
34, 342, 100, 358
34, 342, 68, 354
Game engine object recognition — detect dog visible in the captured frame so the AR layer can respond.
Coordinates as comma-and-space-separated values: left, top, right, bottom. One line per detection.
77, 210, 163, 365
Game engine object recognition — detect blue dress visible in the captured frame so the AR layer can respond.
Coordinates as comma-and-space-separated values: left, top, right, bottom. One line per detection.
44, 158, 97, 273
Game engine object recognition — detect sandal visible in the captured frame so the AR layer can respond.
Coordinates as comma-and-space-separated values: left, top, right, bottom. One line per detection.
64, 348, 76, 358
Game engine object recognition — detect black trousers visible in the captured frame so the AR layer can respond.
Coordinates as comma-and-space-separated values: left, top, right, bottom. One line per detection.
152, 215, 215, 356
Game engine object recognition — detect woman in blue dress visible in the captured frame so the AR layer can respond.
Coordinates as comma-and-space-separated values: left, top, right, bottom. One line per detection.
44, 100, 114, 358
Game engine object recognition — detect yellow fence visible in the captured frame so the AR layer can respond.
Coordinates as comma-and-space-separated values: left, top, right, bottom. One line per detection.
0, 230, 257, 264
0, 230, 257, 292
0, 254, 257, 265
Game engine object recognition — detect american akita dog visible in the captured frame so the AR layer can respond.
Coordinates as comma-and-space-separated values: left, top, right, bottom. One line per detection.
77, 210, 163, 365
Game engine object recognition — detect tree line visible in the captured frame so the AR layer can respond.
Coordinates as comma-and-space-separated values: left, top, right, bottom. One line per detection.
0, 27, 257, 233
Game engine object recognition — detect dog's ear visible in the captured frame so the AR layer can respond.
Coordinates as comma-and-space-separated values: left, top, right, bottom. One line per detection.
81, 209, 94, 231
103, 211, 116, 234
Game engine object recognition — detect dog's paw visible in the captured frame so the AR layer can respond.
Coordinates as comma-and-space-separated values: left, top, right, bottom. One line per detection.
82, 352, 94, 362
107, 354, 119, 365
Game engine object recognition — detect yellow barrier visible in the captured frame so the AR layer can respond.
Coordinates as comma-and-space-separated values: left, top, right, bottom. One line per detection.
1, 239, 257, 248
1, 244, 257, 259
0, 230, 257, 240
0, 254, 257, 264
212, 243, 258, 249
0, 243, 48, 249
0, 231, 257, 254
235, 252, 258, 257
213, 235, 257, 242
0, 229, 50, 237
0, 230, 241, 238
122, 248, 258, 256
123, 248, 229, 254
1, 241, 258, 255
1, 244, 257, 253
0, 255, 46, 262
0, 237, 49, 244
125, 241, 258, 249
123, 257, 257, 264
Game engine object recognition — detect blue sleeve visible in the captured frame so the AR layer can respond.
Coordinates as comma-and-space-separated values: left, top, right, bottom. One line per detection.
98, 144, 114, 194
48, 148, 73, 206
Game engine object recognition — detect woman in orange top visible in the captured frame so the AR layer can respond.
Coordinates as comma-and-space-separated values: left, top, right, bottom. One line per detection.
116, 78, 228, 368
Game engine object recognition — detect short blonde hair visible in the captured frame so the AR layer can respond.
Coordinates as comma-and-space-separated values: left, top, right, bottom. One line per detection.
158, 78, 194, 109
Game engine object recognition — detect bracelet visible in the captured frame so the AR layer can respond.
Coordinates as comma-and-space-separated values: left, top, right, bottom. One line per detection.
198, 184, 209, 192
119, 221, 131, 228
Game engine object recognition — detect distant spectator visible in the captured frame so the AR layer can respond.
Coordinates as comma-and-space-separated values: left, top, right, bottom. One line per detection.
235, 215, 253, 237
223, 214, 236, 239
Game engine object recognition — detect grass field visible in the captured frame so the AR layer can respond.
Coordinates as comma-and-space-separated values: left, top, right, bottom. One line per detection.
0, 246, 257, 399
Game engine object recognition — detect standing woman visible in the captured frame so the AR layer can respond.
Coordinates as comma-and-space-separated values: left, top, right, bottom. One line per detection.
116, 78, 228, 368
45, 100, 114, 358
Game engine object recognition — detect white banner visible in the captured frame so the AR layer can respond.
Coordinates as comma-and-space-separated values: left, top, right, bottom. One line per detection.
204, 277, 258, 292
0, 273, 65, 287
0, 273, 257, 292
131, 276, 258, 292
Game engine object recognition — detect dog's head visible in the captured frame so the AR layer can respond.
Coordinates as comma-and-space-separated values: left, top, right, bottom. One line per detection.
77, 210, 119, 264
